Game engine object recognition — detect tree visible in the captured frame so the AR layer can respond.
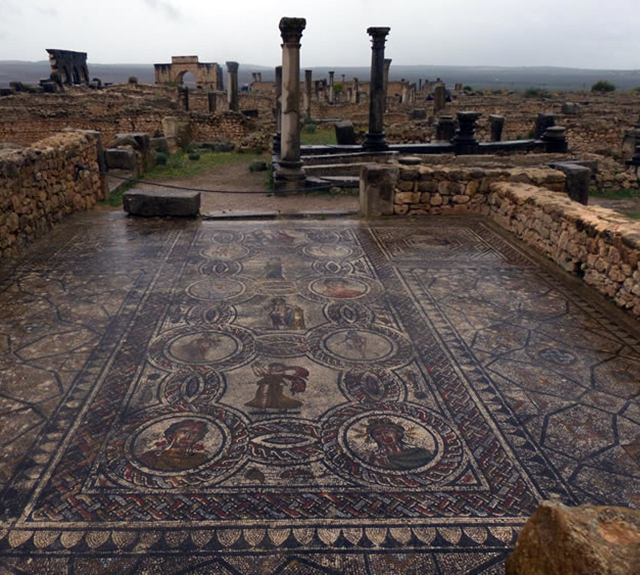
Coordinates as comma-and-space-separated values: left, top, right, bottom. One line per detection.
591, 80, 615, 93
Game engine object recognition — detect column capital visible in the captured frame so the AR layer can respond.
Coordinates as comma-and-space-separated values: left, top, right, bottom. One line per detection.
367, 26, 390, 47
384, 58, 392, 69
279, 17, 306, 45
226, 61, 239, 73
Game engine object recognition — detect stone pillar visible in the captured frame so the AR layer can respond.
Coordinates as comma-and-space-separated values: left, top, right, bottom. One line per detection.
273, 65, 282, 155
257, 73, 262, 82
543, 125, 568, 153
453, 111, 481, 155
226, 61, 239, 112
435, 115, 456, 142
401, 80, 408, 104
360, 164, 398, 217
304, 69, 312, 120
489, 114, 504, 142
535, 113, 555, 139
352, 78, 360, 104
433, 85, 446, 112
341, 74, 346, 84
328, 70, 335, 104
207, 91, 217, 114
418, 79, 422, 91
363, 26, 390, 152
178, 86, 189, 111
275, 17, 306, 191
383, 58, 391, 111
409, 83, 416, 104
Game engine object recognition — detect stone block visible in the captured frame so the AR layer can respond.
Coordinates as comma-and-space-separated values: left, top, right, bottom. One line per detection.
548, 162, 591, 205
150, 137, 170, 155
506, 500, 640, 575
410, 108, 427, 121
360, 164, 398, 217
122, 190, 200, 217
105, 148, 136, 171
334, 121, 358, 145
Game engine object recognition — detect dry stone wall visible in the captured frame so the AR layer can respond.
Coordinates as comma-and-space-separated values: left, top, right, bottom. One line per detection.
0, 131, 105, 260
487, 180, 640, 317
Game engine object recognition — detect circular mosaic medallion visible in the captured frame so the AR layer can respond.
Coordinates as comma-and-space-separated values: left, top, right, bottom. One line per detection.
200, 244, 250, 261
299, 275, 384, 305
310, 277, 368, 299
105, 408, 249, 488
321, 403, 465, 488
148, 325, 255, 372
339, 370, 406, 403
248, 419, 323, 465
187, 278, 245, 301
302, 244, 357, 260
308, 324, 412, 370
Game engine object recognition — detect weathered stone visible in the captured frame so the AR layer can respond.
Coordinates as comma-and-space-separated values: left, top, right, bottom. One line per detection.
335, 121, 358, 145
105, 148, 136, 171
506, 500, 640, 575
360, 164, 398, 217
122, 190, 200, 217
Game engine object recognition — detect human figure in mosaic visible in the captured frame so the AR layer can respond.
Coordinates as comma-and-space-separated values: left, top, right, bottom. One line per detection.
342, 330, 369, 358
366, 418, 432, 471
264, 257, 284, 279
268, 297, 305, 330
139, 420, 208, 471
245, 362, 309, 410
322, 278, 364, 298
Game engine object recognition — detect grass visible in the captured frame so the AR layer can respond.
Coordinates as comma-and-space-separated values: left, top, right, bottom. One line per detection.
102, 148, 268, 207
300, 129, 338, 146
624, 212, 640, 221
589, 188, 640, 199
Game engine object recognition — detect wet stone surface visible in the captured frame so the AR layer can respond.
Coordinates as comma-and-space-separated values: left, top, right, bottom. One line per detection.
0, 211, 639, 573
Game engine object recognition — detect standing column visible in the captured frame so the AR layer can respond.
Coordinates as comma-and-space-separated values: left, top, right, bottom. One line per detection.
383, 58, 391, 111
207, 91, 217, 114
304, 69, 312, 120
226, 61, 239, 111
275, 17, 306, 191
274, 65, 283, 155
363, 27, 390, 152
352, 77, 359, 104
328, 70, 335, 104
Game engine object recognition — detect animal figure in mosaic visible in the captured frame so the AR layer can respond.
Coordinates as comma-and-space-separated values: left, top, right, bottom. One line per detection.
245, 362, 309, 410
366, 418, 432, 471
139, 419, 208, 471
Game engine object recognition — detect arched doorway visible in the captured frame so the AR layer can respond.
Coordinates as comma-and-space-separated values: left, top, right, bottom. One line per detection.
181, 71, 197, 89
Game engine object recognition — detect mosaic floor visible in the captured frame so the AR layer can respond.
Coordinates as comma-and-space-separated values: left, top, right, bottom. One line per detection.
0, 212, 639, 574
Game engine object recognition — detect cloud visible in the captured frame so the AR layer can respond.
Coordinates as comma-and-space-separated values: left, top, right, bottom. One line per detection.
143, 0, 181, 20
36, 5, 58, 17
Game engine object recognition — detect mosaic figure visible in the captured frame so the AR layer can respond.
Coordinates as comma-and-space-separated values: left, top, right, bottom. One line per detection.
172, 333, 223, 362
245, 362, 309, 410
322, 278, 365, 298
342, 330, 369, 358
366, 418, 432, 471
139, 420, 209, 471
268, 297, 305, 330
264, 257, 284, 279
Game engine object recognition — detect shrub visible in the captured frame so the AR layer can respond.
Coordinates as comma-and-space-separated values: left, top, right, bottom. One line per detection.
128, 76, 138, 84
155, 152, 168, 165
333, 82, 345, 95
463, 85, 473, 92
591, 80, 615, 93
523, 87, 547, 98
188, 152, 201, 161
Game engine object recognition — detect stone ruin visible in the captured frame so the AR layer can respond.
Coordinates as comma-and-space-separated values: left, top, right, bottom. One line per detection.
154, 56, 223, 91
45, 49, 90, 91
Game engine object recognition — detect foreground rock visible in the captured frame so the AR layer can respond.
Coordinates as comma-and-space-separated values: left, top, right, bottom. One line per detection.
123, 189, 200, 217
506, 500, 640, 575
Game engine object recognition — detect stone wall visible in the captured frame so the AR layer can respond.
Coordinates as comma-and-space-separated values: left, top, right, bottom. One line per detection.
487, 181, 640, 316
391, 164, 565, 215
0, 131, 105, 260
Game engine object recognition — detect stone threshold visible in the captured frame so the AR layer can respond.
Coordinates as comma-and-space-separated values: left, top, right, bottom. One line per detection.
201, 209, 360, 220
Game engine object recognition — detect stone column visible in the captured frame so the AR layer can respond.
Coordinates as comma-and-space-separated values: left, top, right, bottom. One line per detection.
453, 111, 481, 155
226, 61, 239, 111
328, 70, 335, 104
178, 86, 189, 111
273, 65, 282, 155
341, 74, 346, 84
543, 125, 568, 153
257, 73, 262, 82
383, 58, 391, 111
207, 91, 217, 114
352, 77, 360, 104
363, 27, 390, 152
409, 83, 416, 104
433, 85, 446, 112
401, 80, 408, 104
535, 113, 555, 139
489, 114, 504, 142
275, 17, 306, 191
435, 115, 456, 142
304, 69, 312, 120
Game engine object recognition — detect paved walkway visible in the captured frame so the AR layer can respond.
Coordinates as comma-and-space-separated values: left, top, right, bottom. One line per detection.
0, 212, 639, 574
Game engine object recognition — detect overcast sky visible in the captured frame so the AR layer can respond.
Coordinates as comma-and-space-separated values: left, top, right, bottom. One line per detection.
1, 0, 639, 69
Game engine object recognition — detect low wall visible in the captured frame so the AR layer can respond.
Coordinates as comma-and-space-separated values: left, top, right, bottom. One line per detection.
487, 181, 640, 316
0, 131, 105, 260
391, 165, 565, 215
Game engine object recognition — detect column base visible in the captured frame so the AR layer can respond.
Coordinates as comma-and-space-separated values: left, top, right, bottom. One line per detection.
362, 132, 389, 152
274, 164, 306, 193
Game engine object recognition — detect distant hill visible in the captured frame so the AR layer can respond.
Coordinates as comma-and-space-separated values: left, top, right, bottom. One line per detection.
2, 60, 640, 92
